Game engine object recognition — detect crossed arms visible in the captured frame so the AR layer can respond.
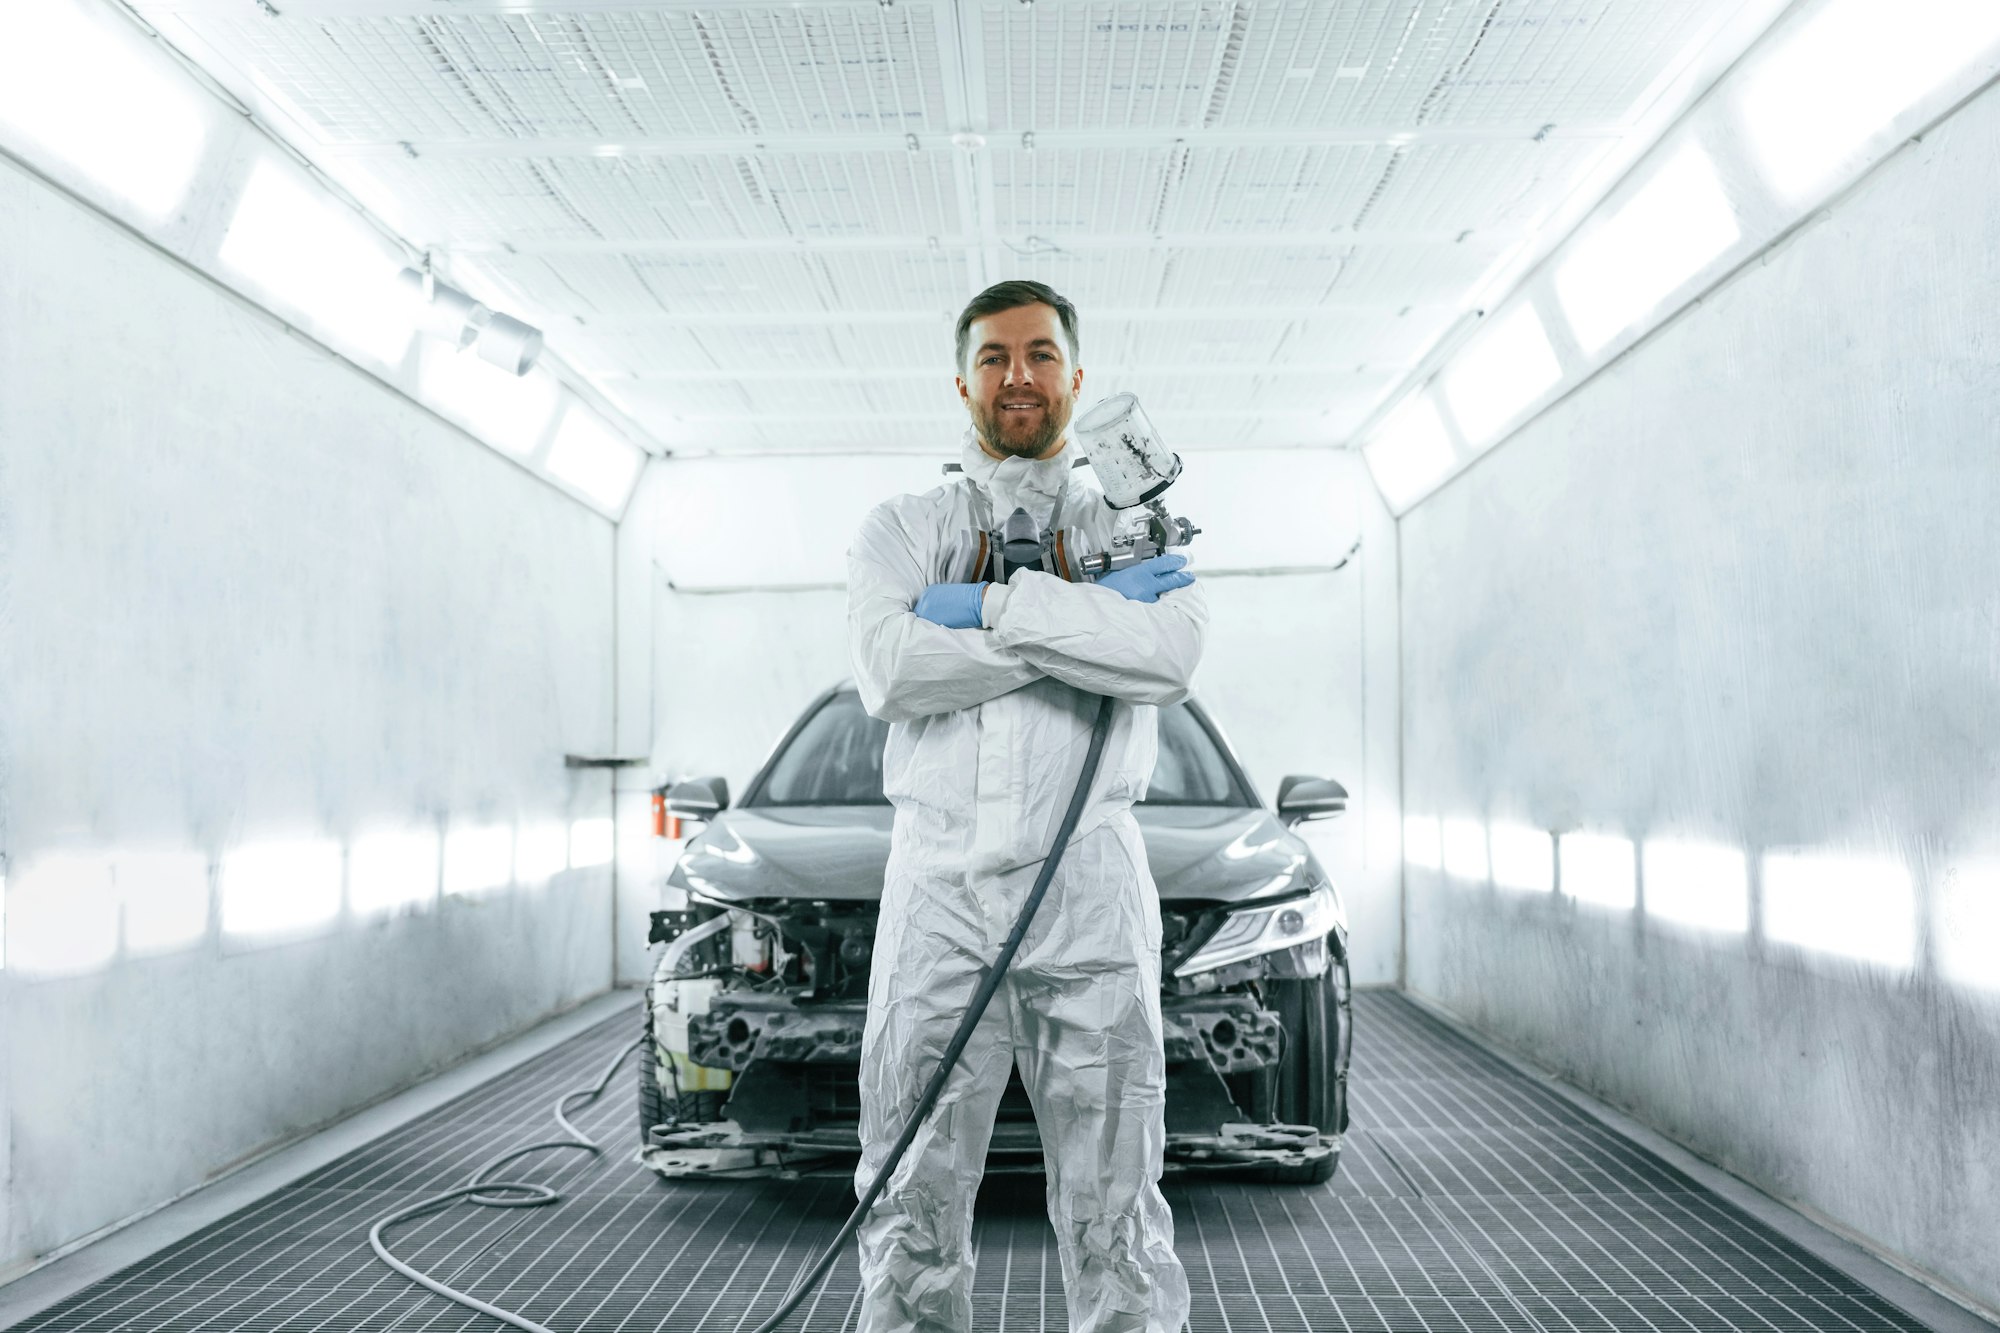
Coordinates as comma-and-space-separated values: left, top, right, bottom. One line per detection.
847, 504, 1208, 723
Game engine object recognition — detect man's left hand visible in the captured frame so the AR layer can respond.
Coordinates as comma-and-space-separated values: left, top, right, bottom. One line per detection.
913, 582, 988, 629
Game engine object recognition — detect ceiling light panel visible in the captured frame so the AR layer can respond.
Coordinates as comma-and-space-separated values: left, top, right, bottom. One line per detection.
487, 248, 971, 317
1199, 1, 1724, 130
371, 150, 961, 247
176, 6, 947, 144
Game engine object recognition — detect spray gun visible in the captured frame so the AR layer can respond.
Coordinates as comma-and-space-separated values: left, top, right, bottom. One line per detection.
957, 392, 1201, 584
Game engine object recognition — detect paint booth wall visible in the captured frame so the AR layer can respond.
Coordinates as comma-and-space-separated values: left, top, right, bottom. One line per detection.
1396, 79, 2000, 1309
614, 447, 1402, 986
0, 161, 616, 1275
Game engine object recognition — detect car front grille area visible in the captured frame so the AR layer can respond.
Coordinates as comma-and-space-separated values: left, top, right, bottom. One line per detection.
16, 993, 1936, 1333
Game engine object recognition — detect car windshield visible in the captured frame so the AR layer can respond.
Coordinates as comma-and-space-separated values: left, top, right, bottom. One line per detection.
748, 693, 1253, 807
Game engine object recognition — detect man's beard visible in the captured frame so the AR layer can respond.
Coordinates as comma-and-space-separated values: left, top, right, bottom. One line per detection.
972, 391, 1074, 460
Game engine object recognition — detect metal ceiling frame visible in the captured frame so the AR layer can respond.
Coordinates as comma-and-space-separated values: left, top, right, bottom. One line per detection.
123, 0, 1769, 454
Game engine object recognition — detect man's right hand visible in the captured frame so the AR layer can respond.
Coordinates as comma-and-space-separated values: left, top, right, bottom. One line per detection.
1097, 554, 1196, 604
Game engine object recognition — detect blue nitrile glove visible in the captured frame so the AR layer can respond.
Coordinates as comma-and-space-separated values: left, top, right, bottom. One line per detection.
913, 581, 989, 629
1098, 553, 1196, 603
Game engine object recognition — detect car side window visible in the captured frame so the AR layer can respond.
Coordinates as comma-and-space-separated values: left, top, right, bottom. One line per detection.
1141, 704, 1247, 805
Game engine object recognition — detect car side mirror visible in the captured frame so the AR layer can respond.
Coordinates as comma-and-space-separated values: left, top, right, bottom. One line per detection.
1276, 775, 1347, 827
664, 775, 730, 822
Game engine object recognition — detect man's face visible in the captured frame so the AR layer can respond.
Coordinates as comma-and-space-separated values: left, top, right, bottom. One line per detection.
957, 302, 1083, 461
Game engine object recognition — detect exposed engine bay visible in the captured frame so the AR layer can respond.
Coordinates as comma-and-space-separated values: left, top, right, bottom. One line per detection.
640, 898, 1348, 1180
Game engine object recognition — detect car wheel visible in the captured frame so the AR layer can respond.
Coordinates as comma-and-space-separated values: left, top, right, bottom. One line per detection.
1258, 961, 1344, 1184
638, 1011, 671, 1146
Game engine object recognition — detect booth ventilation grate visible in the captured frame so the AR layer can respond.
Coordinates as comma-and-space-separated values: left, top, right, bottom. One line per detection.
14, 993, 1939, 1333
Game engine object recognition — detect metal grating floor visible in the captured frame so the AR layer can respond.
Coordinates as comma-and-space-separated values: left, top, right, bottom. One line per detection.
12, 993, 1937, 1333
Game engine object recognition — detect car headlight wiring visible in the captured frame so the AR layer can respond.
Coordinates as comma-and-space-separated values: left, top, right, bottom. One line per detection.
1173, 882, 1343, 978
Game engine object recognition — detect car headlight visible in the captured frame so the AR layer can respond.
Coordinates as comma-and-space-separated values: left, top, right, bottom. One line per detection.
1174, 883, 1342, 977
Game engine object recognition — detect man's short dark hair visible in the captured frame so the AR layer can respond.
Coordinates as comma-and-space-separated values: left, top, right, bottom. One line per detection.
954, 280, 1080, 374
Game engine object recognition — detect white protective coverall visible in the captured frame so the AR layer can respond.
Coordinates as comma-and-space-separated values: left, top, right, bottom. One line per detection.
846, 428, 1206, 1333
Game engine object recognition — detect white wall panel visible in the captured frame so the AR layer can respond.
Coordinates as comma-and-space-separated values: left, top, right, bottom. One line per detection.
1398, 77, 2000, 1312
0, 158, 615, 1275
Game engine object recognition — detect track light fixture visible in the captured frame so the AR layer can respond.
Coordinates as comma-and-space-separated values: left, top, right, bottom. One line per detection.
398, 265, 544, 375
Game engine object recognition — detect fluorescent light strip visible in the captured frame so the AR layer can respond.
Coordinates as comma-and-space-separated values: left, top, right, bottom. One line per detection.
219, 159, 412, 367
1363, 397, 1455, 511
1443, 305, 1563, 449
1560, 833, 1637, 910
1490, 822, 1555, 893
547, 410, 647, 513
1740, 0, 2000, 206
0, 0, 209, 223
1763, 850, 1915, 968
1555, 145, 1742, 355
1643, 837, 1750, 934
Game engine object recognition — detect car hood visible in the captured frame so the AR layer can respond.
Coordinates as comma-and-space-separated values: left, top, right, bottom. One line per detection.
669, 805, 1317, 906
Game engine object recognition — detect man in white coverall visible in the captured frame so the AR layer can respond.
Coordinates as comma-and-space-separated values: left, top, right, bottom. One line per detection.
846, 279, 1205, 1333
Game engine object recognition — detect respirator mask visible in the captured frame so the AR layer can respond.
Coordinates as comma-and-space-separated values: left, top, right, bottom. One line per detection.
953, 392, 1200, 584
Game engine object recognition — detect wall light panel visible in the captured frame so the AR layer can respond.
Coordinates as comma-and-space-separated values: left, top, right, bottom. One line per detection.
1442, 306, 1563, 449
1441, 819, 1491, 883
0, 0, 209, 223
1490, 822, 1555, 893
443, 825, 514, 898
1560, 833, 1637, 910
116, 850, 211, 956
219, 160, 412, 367
1363, 397, 1455, 512
219, 839, 342, 939
1555, 146, 1741, 355
1643, 837, 1750, 934
1938, 863, 2000, 991
1740, 0, 2000, 206
514, 823, 570, 885
7, 853, 119, 976
1762, 850, 1915, 969
547, 410, 647, 514
1403, 814, 1442, 871
350, 829, 440, 915
569, 818, 615, 870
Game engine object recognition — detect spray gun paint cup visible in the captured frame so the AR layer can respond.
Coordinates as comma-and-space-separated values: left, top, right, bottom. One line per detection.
1071, 392, 1182, 510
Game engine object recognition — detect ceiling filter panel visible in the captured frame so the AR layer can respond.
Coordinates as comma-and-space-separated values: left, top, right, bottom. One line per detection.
179, 5, 949, 145
366, 149, 961, 247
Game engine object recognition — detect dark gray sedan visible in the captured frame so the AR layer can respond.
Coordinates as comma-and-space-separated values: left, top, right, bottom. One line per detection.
640, 686, 1353, 1182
